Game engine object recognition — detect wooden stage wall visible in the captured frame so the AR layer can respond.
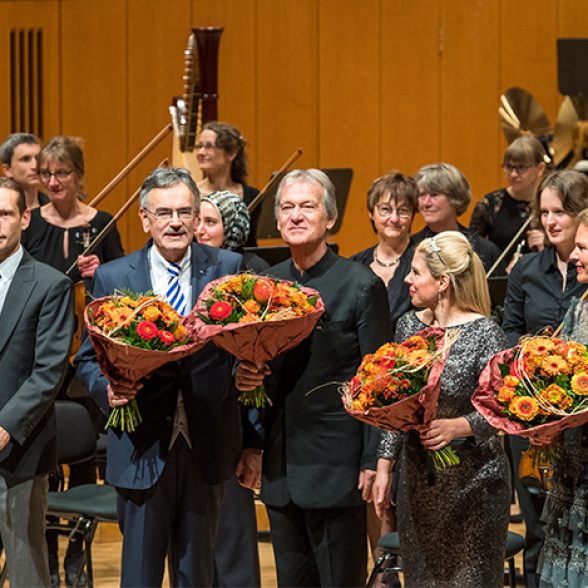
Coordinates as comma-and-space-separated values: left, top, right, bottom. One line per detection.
1, 0, 587, 256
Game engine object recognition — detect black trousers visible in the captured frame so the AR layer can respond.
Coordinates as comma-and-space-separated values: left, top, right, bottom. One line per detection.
213, 476, 261, 587
117, 437, 223, 588
266, 500, 367, 588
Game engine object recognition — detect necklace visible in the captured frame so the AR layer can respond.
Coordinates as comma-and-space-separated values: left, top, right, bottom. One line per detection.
373, 248, 400, 268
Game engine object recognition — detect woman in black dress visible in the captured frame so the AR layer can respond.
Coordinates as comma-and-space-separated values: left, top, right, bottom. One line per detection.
22, 136, 124, 281
196, 121, 261, 246
470, 136, 548, 268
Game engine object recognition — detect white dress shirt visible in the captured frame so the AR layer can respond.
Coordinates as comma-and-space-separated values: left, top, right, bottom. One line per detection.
0, 246, 24, 316
148, 244, 193, 449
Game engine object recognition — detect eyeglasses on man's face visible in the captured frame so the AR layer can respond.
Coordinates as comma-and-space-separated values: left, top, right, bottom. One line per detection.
143, 207, 197, 222
38, 169, 73, 182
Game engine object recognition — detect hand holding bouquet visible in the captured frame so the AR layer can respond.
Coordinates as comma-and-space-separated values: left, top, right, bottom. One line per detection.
85, 291, 205, 431
342, 327, 461, 470
184, 273, 325, 407
473, 335, 588, 464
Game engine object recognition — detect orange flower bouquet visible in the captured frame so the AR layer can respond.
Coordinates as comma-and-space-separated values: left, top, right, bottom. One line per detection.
85, 291, 205, 432
342, 327, 461, 470
184, 273, 325, 407
473, 335, 588, 463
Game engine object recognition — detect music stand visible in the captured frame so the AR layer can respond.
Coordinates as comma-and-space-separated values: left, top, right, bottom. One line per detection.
488, 276, 508, 308
255, 168, 353, 240
557, 39, 588, 96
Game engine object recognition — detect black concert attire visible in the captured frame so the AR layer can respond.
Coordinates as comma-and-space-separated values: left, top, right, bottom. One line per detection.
350, 242, 415, 333
470, 188, 534, 265
260, 248, 392, 587
502, 247, 588, 588
412, 223, 503, 274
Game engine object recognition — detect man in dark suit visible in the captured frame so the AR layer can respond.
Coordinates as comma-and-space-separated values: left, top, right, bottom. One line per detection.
75, 167, 255, 587
237, 169, 391, 587
0, 177, 73, 587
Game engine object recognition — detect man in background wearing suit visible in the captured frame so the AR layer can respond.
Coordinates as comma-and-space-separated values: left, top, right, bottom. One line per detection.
0, 177, 73, 587
237, 169, 391, 587
76, 167, 257, 587
0, 134, 47, 209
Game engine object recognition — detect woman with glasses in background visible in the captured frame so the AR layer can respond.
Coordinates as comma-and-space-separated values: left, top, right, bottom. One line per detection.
470, 136, 548, 269
196, 121, 261, 246
351, 171, 417, 333
22, 135, 124, 283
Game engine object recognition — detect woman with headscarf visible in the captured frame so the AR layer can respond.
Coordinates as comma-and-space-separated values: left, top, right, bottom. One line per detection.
196, 190, 266, 588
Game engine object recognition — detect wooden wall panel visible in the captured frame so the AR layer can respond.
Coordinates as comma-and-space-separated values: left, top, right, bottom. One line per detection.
255, 0, 318, 179
5, 0, 588, 257
0, 1, 60, 140
126, 0, 191, 253
440, 0, 500, 221
60, 0, 129, 244
500, 0, 558, 158
381, 0, 441, 236
319, 0, 381, 256
193, 0, 258, 185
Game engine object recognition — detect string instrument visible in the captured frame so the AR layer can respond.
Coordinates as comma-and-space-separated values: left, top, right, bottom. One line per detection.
67, 157, 170, 363
171, 27, 223, 178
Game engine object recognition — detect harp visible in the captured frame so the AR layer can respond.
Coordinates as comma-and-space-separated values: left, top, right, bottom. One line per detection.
170, 27, 223, 178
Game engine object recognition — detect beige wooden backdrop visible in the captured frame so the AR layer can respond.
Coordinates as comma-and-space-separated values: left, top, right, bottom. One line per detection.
1, 0, 587, 256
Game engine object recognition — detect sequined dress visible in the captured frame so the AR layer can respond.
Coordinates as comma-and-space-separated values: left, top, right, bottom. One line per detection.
538, 299, 588, 587
378, 312, 511, 587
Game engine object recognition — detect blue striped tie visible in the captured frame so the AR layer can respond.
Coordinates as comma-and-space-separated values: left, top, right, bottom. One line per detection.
166, 262, 187, 315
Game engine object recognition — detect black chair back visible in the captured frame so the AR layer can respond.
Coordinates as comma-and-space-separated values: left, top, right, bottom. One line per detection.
54, 400, 97, 465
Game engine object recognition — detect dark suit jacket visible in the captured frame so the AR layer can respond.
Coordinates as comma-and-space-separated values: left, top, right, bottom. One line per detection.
75, 242, 244, 490
0, 250, 73, 486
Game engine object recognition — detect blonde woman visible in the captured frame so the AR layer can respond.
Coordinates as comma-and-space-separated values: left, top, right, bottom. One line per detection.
372, 231, 510, 588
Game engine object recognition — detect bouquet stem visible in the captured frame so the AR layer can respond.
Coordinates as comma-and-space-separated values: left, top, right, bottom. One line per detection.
105, 398, 143, 433
527, 444, 560, 467
238, 385, 272, 408
429, 446, 460, 470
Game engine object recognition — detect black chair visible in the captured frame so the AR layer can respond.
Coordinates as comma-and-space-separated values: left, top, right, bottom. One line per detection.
366, 530, 525, 588
46, 401, 118, 588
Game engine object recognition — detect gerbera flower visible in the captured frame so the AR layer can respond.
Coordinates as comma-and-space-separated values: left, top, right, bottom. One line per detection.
210, 301, 233, 321
571, 372, 588, 396
509, 396, 539, 422
541, 355, 570, 376
525, 338, 555, 355
136, 320, 158, 341
157, 330, 175, 346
